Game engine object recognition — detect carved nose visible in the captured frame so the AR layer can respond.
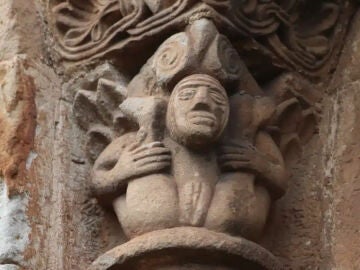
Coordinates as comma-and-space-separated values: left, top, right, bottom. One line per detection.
192, 87, 211, 110
192, 101, 210, 111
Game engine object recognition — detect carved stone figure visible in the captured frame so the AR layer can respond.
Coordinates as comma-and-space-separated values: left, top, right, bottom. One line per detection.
70, 19, 296, 269
64, 1, 349, 269
92, 72, 288, 241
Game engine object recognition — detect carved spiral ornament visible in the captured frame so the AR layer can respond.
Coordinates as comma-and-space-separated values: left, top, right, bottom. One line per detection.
156, 42, 185, 72
218, 36, 242, 76
153, 34, 190, 81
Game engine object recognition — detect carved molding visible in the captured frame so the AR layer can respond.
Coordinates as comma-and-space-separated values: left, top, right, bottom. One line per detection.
52, 0, 355, 77
89, 227, 282, 270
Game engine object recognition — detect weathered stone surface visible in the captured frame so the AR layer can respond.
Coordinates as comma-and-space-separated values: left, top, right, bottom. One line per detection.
0, 57, 36, 195
69, 16, 322, 270
0, 1, 61, 269
51, 0, 354, 79
319, 44, 360, 268
89, 227, 282, 270
0, 0, 41, 61
330, 9, 360, 89
0, 1, 359, 269
0, 265, 20, 270
0, 180, 30, 269
327, 81, 360, 269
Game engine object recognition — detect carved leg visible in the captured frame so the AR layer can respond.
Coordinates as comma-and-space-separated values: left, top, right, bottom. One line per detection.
205, 173, 270, 240
113, 195, 131, 237
113, 174, 179, 238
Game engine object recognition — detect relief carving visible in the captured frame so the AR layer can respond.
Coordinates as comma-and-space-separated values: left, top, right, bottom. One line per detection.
54, 0, 353, 269
52, 0, 354, 77
68, 18, 322, 269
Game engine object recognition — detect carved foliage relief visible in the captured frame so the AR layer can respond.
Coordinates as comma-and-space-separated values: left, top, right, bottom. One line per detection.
52, 0, 353, 77
50, 0, 356, 269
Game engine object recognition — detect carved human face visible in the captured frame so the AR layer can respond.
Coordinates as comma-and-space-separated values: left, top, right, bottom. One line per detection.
166, 74, 229, 149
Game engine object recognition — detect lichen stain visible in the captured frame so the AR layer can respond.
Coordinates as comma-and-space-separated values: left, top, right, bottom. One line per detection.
0, 59, 36, 196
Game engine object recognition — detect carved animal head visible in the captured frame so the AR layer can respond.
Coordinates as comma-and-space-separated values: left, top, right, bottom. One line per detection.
119, 96, 168, 143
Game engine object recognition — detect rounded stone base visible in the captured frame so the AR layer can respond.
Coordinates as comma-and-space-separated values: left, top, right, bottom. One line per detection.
89, 227, 283, 270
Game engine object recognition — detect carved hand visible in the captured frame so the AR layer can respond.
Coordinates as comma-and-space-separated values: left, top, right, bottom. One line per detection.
218, 141, 266, 173
218, 139, 288, 198
113, 141, 172, 180
92, 139, 171, 196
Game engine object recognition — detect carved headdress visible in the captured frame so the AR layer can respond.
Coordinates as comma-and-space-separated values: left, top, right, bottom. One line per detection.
72, 19, 318, 164
125, 19, 261, 98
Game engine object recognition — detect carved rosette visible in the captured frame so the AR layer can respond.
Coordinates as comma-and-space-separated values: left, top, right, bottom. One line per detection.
52, 1, 357, 269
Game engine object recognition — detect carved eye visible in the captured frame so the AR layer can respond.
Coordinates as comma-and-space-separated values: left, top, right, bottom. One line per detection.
178, 88, 196, 100
210, 90, 227, 106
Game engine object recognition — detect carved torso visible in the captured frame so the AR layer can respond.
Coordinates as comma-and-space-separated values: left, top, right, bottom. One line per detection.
165, 137, 218, 227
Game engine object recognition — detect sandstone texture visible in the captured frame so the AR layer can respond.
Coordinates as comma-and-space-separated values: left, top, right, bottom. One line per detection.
0, 1, 359, 270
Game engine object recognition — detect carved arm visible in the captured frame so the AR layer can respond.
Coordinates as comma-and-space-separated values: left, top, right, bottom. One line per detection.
91, 133, 171, 200
253, 131, 288, 198
219, 131, 288, 199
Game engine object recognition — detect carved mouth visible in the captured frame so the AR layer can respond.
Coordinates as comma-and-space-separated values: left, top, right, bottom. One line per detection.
188, 111, 216, 127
